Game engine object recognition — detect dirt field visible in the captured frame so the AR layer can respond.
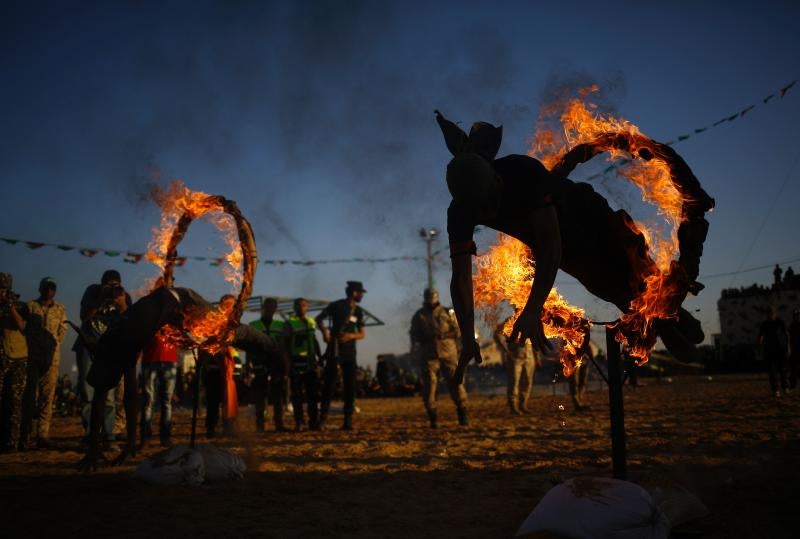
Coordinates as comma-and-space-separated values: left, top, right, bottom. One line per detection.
1, 374, 798, 538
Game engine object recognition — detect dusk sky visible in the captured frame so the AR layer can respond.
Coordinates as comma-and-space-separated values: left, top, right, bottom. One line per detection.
2, 0, 799, 372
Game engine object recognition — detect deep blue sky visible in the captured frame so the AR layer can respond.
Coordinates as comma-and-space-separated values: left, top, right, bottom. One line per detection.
2, 0, 799, 372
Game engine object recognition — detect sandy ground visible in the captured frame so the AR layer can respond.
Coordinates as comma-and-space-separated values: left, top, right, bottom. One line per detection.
1, 374, 799, 538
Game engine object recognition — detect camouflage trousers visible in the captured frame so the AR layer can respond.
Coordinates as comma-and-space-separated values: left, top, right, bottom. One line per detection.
505, 357, 535, 408
36, 351, 61, 440
420, 357, 467, 411
0, 357, 28, 450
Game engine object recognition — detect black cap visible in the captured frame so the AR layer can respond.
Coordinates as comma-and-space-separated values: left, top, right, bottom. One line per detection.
39, 277, 57, 291
101, 270, 121, 284
346, 281, 367, 293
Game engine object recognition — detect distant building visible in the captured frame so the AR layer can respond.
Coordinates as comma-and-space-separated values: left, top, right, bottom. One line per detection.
717, 265, 800, 367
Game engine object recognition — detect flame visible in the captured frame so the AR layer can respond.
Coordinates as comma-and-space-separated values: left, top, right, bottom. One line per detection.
476, 86, 696, 370
473, 234, 589, 375
147, 181, 243, 287
146, 180, 244, 353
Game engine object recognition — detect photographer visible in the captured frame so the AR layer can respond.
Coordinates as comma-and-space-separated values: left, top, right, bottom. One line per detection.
0, 272, 30, 452
74, 270, 131, 448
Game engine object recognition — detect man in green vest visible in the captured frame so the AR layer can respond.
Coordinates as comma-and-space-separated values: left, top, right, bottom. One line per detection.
287, 298, 322, 431
248, 298, 289, 432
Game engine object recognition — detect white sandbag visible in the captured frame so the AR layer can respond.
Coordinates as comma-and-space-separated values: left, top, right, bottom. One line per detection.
133, 445, 205, 486
195, 443, 247, 481
516, 477, 669, 539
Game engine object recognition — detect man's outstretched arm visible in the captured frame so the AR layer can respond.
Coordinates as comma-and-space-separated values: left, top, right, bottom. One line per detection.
510, 206, 561, 352
451, 252, 481, 384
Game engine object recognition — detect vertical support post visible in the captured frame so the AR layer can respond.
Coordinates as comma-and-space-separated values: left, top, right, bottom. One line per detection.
605, 326, 627, 480
426, 238, 434, 290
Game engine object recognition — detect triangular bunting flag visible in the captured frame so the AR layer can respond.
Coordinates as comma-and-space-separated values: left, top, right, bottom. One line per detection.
25, 242, 45, 249
80, 249, 98, 257
2, 238, 18, 245
57, 245, 74, 251
124, 253, 143, 264
175, 257, 187, 267
104, 251, 120, 257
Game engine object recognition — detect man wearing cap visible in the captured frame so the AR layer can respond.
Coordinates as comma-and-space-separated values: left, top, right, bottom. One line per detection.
316, 281, 367, 431
22, 277, 67, 448
0, 272, 30, 452
410, 287, 468, 427
74, 270, 132, 446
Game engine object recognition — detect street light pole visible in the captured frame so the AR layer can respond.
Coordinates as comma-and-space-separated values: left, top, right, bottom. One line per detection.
419, 227, 439, 290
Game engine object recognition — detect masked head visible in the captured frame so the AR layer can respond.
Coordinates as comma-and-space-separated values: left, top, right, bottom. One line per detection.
423, 287, 439, 306
436, 111, 503, 221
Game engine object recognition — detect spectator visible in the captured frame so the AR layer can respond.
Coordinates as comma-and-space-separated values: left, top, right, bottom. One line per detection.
140, 333, 178, 447
760, 306, 789, 397
0, 272, 29, 452
21, 277, 67, 449
74, 269, 131, 447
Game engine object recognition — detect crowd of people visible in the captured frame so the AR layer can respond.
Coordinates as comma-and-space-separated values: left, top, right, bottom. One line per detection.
0, 266, 606, 455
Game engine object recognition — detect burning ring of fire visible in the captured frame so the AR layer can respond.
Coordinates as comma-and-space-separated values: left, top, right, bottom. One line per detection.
148, 182, 257, 351
475, 88, 714, 375
552, 133, 715, 359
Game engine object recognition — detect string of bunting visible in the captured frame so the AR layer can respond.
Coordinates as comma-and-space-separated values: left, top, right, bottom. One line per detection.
0, 236, 426, 266
2, 79, 796, 267
578, 79, 797, 182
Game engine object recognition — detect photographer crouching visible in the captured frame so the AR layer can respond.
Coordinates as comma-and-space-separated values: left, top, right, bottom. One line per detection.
0, 272, 30, 452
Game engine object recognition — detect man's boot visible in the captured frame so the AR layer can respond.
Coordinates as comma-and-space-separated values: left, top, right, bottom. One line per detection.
342, 414, 353, 431
427, 408, 438, 429
457, 407, 469, 426
519, 399, 530, 414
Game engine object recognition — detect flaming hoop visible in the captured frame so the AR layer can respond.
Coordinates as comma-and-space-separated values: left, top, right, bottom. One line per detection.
147, 182, 257, 352
551, 132, 714, 358
474, 87, 714, 373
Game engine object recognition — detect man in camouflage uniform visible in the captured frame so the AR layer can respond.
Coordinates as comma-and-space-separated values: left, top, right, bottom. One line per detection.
410, 288, 468, 428
22, 277, 67, 448
494, 317, 541, 415
0, 272, 29, 452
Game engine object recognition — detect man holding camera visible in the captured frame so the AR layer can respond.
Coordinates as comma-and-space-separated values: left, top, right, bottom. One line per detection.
74, 270, 131, 446
0, 272, 30, 452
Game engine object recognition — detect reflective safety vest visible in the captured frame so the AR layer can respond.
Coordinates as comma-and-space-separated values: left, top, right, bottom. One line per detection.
286, 315, 317, 373
248, 317, 285, 373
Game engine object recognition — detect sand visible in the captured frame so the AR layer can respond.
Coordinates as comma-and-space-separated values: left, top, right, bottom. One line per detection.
1, 374, 798, 538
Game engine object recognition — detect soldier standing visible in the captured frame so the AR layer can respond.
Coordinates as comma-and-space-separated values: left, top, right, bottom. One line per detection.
410, 288, 468, 428
494, 317, 541, 415
0, 272, 29, 452
316, 281, 367, 431
248, 297, 289, 432
287, 298, 322, 431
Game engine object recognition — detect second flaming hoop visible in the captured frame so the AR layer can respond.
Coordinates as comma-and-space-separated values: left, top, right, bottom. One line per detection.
147, 182, 258, 351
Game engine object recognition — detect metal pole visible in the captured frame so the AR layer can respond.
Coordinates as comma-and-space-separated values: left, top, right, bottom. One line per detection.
190, 349, 201, 448
426, 237, 434, 290
605, 326, 627, 480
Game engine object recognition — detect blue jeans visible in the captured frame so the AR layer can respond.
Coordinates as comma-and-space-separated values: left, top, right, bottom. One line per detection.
141, 362, 177, 441
76, 345, 116, 440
